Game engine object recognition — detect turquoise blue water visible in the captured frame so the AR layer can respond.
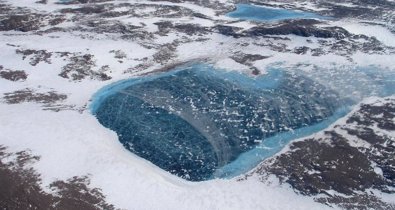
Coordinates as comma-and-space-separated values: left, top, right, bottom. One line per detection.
91, 63, 349, 181
227, 4, 328, 22
213, 107, 350, 179
90, 65, 189, 114
90, 64, 283, 113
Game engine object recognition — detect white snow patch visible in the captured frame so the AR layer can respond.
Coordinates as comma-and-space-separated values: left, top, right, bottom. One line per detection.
0, 103, 333, 210
338, 21, 395, 47
214, 58, 250, 72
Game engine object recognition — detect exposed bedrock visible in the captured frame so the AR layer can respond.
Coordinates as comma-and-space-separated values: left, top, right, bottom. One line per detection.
247, 97, 395, 209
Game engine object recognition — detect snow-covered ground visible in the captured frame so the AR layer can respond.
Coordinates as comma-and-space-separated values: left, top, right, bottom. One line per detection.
0, 0, 394, 209
0, 102, 332, 209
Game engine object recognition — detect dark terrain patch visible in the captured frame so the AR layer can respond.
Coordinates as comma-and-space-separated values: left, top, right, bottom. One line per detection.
213, 25, 242, 37
152, 43, 178, 65
59, 54, 111, 81
0, 14, 45, 32
0, 146, 116, 210
246, 97, 395, 209
2, 88, 67, 104
13, 48, 112, 81
230, 52, 269, 65
244, 20, 350, 39
0, 6, 65, 32
262, 132, 391, 195
230, 52, 269, 75
213, 20, 389, 57
79, 19, 142, 34
154, 21, 211, 36
1, 0, 390, 64
315, 193, 395, 210
109, 50, 127, 63
16, 49, 53, 66
60, 3, 194, 19
347, 101, 395, 130
57, 0, 113, 5
173, 23, 210, 36
0, 66, 27, 81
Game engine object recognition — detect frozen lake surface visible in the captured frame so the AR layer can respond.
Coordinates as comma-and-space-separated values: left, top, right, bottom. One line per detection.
91, 64, 351, 181
227, 4, 327, 22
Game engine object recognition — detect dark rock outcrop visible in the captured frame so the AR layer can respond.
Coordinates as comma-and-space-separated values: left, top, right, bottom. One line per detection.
0, 146, 116, 210
2, 89, 67, 105
244, 20, 350, 39
0, 66, 27, 81
247, 97, 395, 209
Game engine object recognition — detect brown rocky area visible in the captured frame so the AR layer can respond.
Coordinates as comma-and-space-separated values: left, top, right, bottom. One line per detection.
246, 97, 395, 209
0, 66, 27, 81
0, 146, 116, 210
2, 89, 67, 105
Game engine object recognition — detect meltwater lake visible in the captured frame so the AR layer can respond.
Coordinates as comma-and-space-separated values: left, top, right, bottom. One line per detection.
227, 4, 327, 22
91, 64, 359, 181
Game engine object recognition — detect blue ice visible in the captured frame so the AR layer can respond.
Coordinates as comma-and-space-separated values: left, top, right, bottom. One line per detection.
91, 63, 351, 181
213, 107, 350, 179
227, 4, 327, 22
